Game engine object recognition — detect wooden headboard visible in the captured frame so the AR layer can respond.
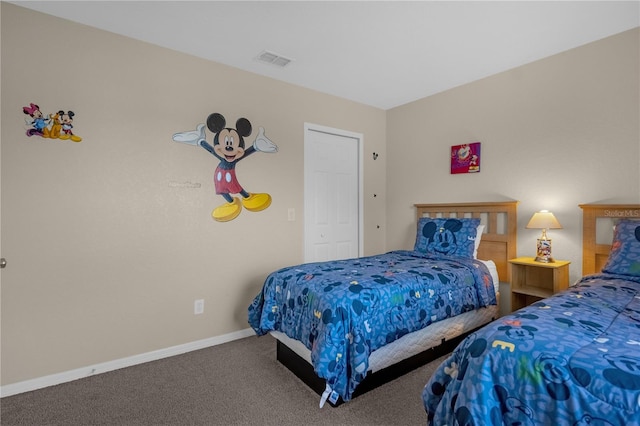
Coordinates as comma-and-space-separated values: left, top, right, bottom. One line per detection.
579, 204, 640, 275
414, 201, 518, 283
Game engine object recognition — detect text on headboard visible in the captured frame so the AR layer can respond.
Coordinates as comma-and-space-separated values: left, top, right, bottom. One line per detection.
604, 209, 640, 217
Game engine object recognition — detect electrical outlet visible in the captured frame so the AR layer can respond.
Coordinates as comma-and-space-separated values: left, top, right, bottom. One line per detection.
288, 208, 295, 221
194, 299, 204, 315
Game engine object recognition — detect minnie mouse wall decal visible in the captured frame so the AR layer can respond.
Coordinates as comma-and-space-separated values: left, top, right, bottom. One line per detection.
22, 103, 82, 142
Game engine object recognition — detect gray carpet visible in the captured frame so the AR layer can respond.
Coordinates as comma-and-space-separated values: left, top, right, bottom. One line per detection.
0, 335, 446, 425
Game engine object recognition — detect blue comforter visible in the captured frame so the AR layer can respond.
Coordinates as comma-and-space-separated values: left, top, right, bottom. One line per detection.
248, 250, 495, 402
422, 273, 640, 425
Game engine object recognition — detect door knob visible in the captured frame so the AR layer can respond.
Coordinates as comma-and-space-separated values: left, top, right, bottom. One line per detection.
0, 258, 6, 269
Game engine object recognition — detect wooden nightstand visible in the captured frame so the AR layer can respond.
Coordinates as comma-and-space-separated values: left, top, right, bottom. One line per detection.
509, 257, 570, 311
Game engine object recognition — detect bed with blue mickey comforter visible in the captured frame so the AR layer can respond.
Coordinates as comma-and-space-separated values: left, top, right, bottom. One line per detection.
249, 202, 518, 405
249, 250, 496, 404
422, 204, 640, 425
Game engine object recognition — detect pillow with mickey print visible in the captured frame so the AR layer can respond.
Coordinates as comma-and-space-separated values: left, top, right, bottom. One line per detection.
602, 219, 640, 277
414, 217, 480, 259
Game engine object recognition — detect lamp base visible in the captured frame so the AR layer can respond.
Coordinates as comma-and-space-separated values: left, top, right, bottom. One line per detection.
535, 238, 553, 263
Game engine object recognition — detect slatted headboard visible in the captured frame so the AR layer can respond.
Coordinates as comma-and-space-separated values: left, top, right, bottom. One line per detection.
579, 204, 640, 275
414, 201, 519, 283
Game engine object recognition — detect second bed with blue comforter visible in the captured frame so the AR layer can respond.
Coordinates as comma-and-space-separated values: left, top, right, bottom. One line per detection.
249, 249, 496, 403
422, 272, 640, 425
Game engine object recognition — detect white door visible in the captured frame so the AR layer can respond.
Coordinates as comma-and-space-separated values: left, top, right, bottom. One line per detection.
304, 124, 363, 263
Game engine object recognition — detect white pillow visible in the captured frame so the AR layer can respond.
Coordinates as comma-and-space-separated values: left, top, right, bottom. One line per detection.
473, 225, 485, 258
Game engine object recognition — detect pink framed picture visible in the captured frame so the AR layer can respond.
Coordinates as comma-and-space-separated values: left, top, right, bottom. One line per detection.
451, 142, 481, 174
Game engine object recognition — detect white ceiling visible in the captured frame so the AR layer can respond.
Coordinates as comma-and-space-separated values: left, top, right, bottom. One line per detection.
10, 1, 640, 110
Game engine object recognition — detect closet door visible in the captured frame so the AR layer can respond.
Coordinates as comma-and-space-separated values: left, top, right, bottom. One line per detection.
304, 124, 363, 262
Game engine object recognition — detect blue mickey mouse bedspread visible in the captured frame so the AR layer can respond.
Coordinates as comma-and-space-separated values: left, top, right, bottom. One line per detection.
422, 273, 640, 425
248, 250, 495, 403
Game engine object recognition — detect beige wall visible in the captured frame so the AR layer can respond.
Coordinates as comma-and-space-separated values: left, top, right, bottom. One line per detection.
1, 3, 638, 389
1, 4, 386, 386
387, 28, 640, 282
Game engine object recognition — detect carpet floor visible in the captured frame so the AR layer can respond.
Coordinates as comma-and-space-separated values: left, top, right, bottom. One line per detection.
0, 335, 446, 425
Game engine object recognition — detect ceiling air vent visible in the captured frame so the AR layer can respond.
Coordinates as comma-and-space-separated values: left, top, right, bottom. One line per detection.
256, 50, 293, 68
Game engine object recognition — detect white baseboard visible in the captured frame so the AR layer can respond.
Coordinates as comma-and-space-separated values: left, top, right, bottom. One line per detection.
1, 328, 256, 398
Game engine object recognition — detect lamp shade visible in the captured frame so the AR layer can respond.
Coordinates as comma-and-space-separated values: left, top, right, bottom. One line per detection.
526, 210, 562, 230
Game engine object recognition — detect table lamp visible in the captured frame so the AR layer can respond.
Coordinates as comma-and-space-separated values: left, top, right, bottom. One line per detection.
526, 210, 562, 263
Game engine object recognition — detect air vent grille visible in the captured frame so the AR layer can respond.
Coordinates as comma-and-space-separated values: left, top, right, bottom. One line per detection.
256, 50, 293, 68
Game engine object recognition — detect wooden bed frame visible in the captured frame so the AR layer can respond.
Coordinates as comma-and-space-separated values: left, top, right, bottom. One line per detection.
275, 201, 519, 406
580, 203, 640, 275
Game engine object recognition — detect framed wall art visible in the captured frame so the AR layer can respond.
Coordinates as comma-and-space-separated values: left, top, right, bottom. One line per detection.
451, 142, 480, 174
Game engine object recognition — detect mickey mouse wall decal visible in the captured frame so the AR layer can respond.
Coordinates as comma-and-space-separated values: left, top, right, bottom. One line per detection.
173, 113, 278, 222
22, 103, 82, 142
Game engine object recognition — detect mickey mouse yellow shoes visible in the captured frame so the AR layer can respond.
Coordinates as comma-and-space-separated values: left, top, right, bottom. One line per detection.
212, 198, 242, 222
212, 193, 272, 222
241, 193, 272, 212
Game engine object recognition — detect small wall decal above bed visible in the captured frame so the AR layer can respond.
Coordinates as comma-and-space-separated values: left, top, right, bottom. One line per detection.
451, 142, 480, 174
22, 103, 82, 142
173, 113, 278, 222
